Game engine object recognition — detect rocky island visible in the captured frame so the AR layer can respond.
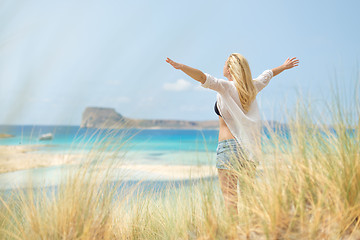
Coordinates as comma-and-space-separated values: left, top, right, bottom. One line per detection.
0, 133, 15, 139
81, 107, 219, 129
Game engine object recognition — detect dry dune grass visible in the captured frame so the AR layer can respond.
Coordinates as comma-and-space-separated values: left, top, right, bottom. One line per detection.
0, 85, 359, 239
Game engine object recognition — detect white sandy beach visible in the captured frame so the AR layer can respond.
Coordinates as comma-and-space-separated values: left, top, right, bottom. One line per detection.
0, 145, 83, 173
0, 144, 284, 191
0, 145, 218, 180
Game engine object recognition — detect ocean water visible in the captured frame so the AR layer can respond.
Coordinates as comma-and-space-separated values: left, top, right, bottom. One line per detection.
0, 125, 221, 165
0, 124, 353, 191
0, 125, 285, 189
0, 125, 219, 152
0, 124, 289, 150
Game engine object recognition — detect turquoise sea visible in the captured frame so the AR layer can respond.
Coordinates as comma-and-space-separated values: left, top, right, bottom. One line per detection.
0, 125, 219, 151
0, 125, 221, 164
1, 124, 351, 193
0, 125, 286, 190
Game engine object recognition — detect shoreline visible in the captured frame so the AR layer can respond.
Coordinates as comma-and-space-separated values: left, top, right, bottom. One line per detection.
0, 145, 84, 174
0, 145, 217, 179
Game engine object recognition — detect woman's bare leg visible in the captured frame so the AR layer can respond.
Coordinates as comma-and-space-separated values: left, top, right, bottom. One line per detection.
217, 168, 239, 217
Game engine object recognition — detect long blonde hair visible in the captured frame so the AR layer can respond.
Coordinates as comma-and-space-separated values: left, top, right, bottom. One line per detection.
227, 53, 257, 112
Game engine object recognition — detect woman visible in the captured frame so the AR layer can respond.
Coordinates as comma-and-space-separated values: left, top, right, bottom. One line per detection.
166, 54, 299, 216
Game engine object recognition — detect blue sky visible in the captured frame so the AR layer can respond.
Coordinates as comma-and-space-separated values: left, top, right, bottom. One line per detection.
0, 0, 359, 125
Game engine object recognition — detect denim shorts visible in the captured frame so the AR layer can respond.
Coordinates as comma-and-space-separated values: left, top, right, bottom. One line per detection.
216, 139, 255, 170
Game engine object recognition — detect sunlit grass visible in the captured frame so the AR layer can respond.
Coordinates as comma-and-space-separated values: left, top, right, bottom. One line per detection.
0, 80, 359, 239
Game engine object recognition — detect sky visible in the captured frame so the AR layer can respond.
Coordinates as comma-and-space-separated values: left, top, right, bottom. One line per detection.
0, 0, 359, 125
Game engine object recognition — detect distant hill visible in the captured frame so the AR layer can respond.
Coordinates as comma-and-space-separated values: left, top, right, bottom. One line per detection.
80, 107, 219, 129
80, 107, 288, 130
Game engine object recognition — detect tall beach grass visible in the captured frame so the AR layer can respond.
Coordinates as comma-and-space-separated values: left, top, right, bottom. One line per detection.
0, 81, 359, 239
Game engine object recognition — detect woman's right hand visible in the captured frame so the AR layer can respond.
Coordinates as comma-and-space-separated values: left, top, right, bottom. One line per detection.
166, 57, 183, 70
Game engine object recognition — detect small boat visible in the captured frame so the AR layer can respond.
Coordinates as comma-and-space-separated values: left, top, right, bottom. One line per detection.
39, 133, 53, 141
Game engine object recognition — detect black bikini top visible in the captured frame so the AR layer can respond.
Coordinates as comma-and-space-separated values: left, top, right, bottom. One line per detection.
214, 101, 222, 117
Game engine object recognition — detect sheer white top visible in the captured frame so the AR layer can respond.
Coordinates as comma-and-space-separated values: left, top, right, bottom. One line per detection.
201, 69, 274, 161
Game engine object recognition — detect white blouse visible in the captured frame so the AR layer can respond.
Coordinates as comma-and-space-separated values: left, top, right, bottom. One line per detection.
201, 69, 274, 162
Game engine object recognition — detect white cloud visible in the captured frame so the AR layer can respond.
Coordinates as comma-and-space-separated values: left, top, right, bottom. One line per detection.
163, 79, 192, 91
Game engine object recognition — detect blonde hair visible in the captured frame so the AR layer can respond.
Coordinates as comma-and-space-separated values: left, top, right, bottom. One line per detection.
227, 53, 257, 112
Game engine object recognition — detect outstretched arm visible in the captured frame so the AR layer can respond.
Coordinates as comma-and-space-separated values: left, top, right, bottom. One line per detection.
253, 57, 299, 92
271, 57, 299, 77
166, 57, 206, 84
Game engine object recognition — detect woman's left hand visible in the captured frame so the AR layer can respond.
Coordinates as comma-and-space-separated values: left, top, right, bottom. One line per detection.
282, 57, 299, 70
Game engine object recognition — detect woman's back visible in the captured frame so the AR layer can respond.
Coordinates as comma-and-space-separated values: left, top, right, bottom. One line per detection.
201, 70, 274, 160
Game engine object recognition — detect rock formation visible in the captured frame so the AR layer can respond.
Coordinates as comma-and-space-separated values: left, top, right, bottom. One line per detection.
0, 133, 14, 139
